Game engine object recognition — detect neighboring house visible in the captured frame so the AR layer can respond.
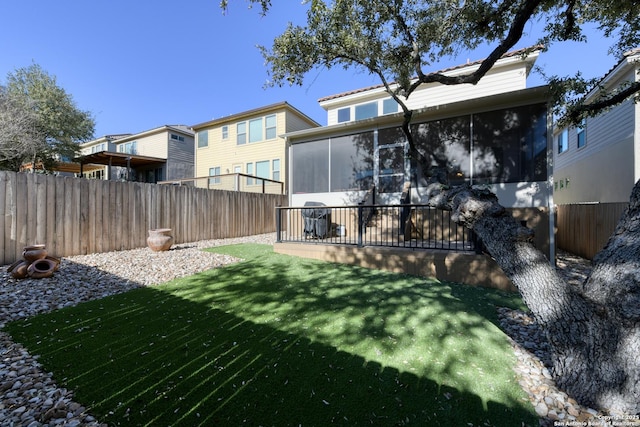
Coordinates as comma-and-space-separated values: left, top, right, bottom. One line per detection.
191, 102, 319, 193
553, 48, 640, 204
281, 46, 554, 258
77, 134, 132, 179
76, 125, 195, 183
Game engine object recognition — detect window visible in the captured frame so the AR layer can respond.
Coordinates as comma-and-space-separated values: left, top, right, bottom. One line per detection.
209, 167, 221, 185
246, 162, 253, 185
557, 129, 568, 153
119, 141, 137, 154
272, 159, 280, 181
197, 131, 208, 148
292, 140, 329, 193
383, 98, 398, 115
355, 102, 378, 121
249, 118, 263, 143
222, 125, 228, 140
411, 116, 471, 186
577, 119, 586, 148
170, 133, 185, 142
91, 143, 105, 153
330, 132, 374, 192
472, 103, 547, 184
256, 160, 270, 183
265, 115, 277, 139
337, 108, 351, 123
237, 122, 246, 145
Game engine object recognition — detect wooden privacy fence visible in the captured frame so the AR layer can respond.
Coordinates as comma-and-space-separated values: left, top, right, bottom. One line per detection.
0, 171, 287, 265
555, 202, 628, 260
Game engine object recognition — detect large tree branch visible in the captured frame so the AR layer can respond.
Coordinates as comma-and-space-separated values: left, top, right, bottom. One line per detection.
405, 0, 544, 98
566, 81, 640, 124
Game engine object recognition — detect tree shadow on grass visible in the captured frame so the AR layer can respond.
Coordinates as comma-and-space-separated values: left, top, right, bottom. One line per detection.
6, 245, 537, 426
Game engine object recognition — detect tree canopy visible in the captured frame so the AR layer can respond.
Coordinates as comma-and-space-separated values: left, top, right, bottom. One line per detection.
224, 0, 640, 416
0, 64, 95, 172
232, 0, 640, 126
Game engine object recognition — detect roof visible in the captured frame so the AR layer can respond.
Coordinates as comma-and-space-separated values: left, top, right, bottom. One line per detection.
112, 125, 194, 143
191, 101, 320, 130
582, 46, 640, 102
317, 45, 544, 103
74, 151, 167, 168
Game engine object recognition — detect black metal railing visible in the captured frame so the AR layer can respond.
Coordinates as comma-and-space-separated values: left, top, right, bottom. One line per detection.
276, 204, 481, 252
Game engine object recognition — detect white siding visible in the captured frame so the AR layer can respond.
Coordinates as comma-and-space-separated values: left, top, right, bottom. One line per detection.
324, 64, 528, 125
554, 97, 636, 203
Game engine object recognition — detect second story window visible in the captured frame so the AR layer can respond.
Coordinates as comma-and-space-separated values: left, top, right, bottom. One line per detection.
383, 98, 399, 115
237, 122, 247, 145
119, 141, 137, 154
557, 129, 568, 154
337, 108, 350, 123
222, 125, 228, 140
265, 114, 277, 139
577, 119, 586, 148
355, 102, 378, 121
249, 118, 263, 143
197, 130, 208, 148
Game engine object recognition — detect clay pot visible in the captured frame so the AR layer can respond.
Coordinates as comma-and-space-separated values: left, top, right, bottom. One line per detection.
23, 244, 47, 262
45, 255, 61, 271
147, 228, 174, 251
8, 260, 30, 279
27, 258, 57, 279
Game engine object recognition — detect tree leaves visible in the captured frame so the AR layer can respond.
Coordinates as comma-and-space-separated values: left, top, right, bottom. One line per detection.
0, 64, 95, 171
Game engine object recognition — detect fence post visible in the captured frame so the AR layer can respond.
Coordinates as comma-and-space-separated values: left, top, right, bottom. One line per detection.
275, 206, 282, 243
357, 204, 364, 248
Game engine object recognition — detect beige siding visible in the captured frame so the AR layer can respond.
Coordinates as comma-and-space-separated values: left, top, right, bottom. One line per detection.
195, 106, 318, 190
136, 133, 169, 158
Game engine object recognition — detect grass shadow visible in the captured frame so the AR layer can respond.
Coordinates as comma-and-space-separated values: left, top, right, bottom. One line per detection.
6, 244, 537, 426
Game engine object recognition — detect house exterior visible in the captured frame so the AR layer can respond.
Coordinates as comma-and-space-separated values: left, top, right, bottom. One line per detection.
284, 46, 550, 210
76, 125, 195, 183
553, 48, 640, 204
191, 102, 319, 193
275, 46, 554, 283
77, 134, 131, 180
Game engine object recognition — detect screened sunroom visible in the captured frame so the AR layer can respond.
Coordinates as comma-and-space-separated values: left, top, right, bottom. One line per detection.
279, 86, 554, 263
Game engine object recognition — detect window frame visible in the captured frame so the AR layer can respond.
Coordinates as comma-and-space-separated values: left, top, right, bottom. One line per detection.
265, 114, 277, 140
237, 122, 247, 145
249, 118, 263, 143
272, 159, 281, 182
576, 119, 586, 149
197, 130, 209, 148
557, 129, 568, 154
209, 166, 221, 185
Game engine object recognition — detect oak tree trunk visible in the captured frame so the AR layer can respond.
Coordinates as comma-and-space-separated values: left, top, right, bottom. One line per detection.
426, 181, 640, 415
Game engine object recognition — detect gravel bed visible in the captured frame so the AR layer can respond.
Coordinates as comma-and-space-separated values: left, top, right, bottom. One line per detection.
0, 233, 275, 426
1, 240, 636, 426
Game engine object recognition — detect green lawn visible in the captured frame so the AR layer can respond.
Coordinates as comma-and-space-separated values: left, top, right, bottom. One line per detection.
6, 244, 538, 426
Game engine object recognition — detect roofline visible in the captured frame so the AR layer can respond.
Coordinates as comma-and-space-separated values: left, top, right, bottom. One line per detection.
111, 125, 195, 143
317, 45, 544, 104
191, 101, 321, 130
583, 48, 640, 103
284, 85, 550, 142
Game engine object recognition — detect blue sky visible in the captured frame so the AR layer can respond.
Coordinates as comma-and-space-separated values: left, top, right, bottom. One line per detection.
0, 1, 624, 137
